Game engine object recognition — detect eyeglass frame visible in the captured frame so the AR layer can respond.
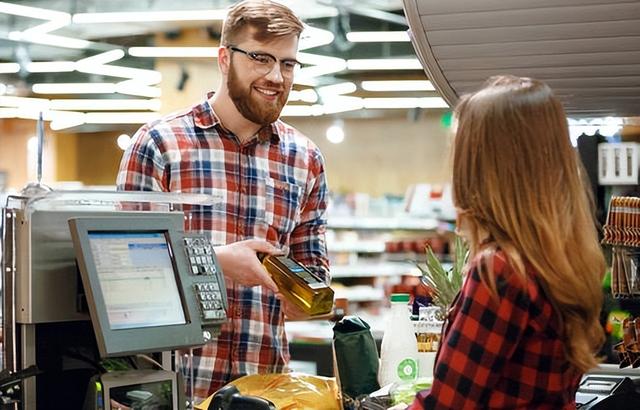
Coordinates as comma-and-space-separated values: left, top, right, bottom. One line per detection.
226, 45, 300, 78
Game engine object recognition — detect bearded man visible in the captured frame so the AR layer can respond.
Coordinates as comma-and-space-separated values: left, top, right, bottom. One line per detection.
117, 0, 329, 401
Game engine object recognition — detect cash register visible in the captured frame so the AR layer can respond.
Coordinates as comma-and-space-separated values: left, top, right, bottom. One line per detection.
576, 365, 640, 409
1, 190, 229, 409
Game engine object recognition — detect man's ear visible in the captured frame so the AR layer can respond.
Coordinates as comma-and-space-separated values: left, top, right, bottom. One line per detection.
218, 46, 230, 75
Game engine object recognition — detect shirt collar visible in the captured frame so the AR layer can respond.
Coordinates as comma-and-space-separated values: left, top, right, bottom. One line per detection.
194, 91, 281, 144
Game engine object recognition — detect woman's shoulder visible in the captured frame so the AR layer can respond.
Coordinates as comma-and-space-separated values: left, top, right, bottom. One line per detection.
468, 246, 536, 296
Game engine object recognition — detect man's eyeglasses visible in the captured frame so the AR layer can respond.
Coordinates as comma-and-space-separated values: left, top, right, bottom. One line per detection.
227, 46, 300, 78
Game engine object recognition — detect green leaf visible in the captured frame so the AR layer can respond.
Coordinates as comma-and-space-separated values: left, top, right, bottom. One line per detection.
419, 235, 469, 314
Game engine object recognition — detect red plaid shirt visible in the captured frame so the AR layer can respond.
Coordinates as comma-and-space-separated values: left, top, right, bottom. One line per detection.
409, 249, 581, 409
116, 95, 329, 400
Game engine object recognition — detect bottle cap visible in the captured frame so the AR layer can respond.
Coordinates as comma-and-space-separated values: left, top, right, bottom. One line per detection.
390, 293, 410, 303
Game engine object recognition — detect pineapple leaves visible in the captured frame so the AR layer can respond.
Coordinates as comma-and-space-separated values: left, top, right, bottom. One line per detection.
417, 236, 469, 315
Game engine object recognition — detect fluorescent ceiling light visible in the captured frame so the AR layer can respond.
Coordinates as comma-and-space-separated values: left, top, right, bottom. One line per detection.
33, 83, 117, 94
115, 81, 162, 98
322, 96, 364, 114
26, 61, 76, 73
281, 97, 449, 117
281, 104, 324, 117
294, 53, 347, 86
129, 47, 219, 58
0, 108, 17, 118
361, 80, 435, 92
346, 31, 410, 42
362, 97, 449, 109
8, 32, 91, 49
83, 112, 161, 124
77, 64, 162, 84
35, 81, 161, 98
0, 96, 49, 109
50, 116, 86, 131
49, 99, 161, 111
73, 9, 227, 24
77, 50, 125, 66
0, 63, 20, 74
0, 83, 6, 95
296, 63, 347, 84
317, 82, 356, 97
299, 26, 334, 51
297, 52, 344, 67
0, 1, 69, 20
347, 59, 422, 70
289, 89, 318, 103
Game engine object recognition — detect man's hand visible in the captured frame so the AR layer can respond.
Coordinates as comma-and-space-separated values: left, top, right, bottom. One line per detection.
214, 239, 282, 292
277, 294, 311, 321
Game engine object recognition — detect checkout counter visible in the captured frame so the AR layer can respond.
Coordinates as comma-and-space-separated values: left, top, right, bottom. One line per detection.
1, 190, 228, 409
3, 189, 640, 410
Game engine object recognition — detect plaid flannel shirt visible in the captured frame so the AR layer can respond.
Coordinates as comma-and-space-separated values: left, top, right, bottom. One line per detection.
116, 95, 329, 400
409, 249, 581, 410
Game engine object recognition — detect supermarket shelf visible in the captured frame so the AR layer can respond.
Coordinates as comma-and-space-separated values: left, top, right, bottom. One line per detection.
327, 216, 439, 230
327, 241, 386, 253
334, 286, 385, 302
331, 262, 421, 278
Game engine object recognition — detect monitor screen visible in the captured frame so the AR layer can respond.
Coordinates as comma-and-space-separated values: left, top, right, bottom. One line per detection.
69, 215, 215, 357
87, 231, 186, 330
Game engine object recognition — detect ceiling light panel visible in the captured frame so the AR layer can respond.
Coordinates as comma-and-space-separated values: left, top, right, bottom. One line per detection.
347, 59, 423, 70
361, 80, 435, 92
346, 31, 410, 42
7, 32, 91, 49
129, 47, 219, 58
33, 83, 117, 94
317, 82, 357, 96
49, 99, 161, 111
26, 62, 76, 73
72, 10, 227, 24
0, 1, 69, 20
0, 63, 20, 74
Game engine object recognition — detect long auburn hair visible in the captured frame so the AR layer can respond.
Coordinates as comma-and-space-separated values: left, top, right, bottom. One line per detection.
452, 75, 605, 373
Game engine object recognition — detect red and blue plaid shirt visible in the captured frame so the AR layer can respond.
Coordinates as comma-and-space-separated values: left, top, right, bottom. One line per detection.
409, 249, 581, 410
116, 95, 329, 400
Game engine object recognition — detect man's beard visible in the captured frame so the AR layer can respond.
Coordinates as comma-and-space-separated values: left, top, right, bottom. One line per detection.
227, 63, 289, 126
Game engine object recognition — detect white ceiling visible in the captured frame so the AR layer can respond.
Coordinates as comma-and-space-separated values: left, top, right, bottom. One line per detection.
403, 0, 640, 117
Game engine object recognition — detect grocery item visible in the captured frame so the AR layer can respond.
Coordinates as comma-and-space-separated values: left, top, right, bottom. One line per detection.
379, 294, 420, 387
260, 254, 334, 316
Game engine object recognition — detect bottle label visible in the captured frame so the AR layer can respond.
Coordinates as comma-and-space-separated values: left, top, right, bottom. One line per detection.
396, 358, 418, 381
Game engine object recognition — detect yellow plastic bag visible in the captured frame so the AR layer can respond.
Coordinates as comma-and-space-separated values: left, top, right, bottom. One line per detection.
195, 372, 341, 410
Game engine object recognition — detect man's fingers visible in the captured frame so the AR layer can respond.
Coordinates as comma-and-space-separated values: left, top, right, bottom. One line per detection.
262, 274, 279, 293
245, 239, 283, 255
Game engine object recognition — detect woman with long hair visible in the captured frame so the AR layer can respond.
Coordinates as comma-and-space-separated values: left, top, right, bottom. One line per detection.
409, 75, 605, 409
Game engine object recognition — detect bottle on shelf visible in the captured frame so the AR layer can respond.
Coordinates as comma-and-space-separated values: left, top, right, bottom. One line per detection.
378, 293, 420, 387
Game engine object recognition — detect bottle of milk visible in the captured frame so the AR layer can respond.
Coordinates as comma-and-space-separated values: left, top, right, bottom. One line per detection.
378, 293, 420, 387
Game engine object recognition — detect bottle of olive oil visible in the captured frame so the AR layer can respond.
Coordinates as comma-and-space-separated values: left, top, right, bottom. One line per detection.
259, 254, 334, 316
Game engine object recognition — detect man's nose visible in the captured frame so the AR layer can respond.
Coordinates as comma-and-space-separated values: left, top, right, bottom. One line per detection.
264, 62, 284, 83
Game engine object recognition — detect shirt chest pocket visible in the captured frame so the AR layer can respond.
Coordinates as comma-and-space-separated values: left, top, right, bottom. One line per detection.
258, 177, 302, 234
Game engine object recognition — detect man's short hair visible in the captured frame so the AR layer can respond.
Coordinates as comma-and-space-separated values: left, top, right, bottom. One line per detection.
221, 0, 304, 46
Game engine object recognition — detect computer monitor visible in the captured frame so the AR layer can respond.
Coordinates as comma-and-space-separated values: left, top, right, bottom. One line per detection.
69, 215, 224, 357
